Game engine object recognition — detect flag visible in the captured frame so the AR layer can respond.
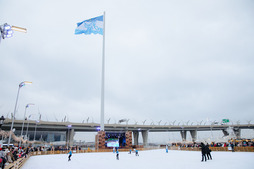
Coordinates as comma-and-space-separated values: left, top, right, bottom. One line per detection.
75, 15, 103, 35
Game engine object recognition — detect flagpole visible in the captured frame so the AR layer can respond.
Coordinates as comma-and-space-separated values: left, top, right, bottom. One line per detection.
100, 11, 106, 131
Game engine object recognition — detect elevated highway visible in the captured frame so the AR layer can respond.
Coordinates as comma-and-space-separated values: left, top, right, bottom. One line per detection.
1, 118, 253, 146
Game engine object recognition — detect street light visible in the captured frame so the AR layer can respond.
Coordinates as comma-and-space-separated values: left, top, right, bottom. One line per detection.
0, 23, 27, 41
33, 120, 40, 141
19, 103, 35, 146
0, 23, 13, 39
8, 81, 32, 146
25, 114, 36, 141
107, 118, 111, 124
158, 120, 162, 125
142, 120, 146, 125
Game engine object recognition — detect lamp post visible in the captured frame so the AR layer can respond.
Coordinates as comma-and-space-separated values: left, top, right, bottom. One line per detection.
19, 103, 34, 146
33, 120, 39, 141
25, 114, 36, 141
8, 81, 32, 146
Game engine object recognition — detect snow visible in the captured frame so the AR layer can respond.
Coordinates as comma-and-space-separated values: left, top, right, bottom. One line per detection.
22, 149, 254, 169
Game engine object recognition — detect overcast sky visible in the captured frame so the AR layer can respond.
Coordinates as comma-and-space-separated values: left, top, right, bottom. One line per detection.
1, 0, 254, 130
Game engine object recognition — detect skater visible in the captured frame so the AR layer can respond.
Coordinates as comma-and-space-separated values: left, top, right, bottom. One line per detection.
230, 142, 235, 152
113, 147, 115, 153
129, 149, 132, 154
200, 142, 207, 162
116, 150, 119, 160
135, 149, 139, 156
205, 143, 212, 160
68, 149, 72, 161
166, 145, 168, 153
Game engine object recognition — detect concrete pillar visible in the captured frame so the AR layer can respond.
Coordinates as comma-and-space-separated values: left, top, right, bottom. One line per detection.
190, 130, 197, 142
141, 130, 149, 147
180, 130, 187, 141
133, 131, 139, 145
233, 128, 241, 139
69, 129, 75, 147
66, 128, 75, 147
222, 129, 229, 137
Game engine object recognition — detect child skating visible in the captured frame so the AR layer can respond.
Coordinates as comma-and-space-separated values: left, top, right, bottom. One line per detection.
135, 149, 139, 156
116, 150, 119, 160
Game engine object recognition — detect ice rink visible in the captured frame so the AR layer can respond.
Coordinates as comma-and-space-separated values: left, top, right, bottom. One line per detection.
22, 149, 254, 169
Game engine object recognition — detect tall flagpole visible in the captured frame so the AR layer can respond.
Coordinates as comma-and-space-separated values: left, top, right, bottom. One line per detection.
100, 11, 106, 131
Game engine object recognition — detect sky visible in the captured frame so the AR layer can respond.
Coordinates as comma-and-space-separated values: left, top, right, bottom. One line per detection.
22, 149, 254, 169
0, 0, 254, 141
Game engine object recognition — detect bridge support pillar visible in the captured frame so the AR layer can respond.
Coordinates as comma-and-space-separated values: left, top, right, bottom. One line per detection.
180, 130, 187, 141
133, 131, 139, 145
141, 130, 149, 147
233, 128, 241, 139
190, 130, 197, 142
66, 128, 75, 147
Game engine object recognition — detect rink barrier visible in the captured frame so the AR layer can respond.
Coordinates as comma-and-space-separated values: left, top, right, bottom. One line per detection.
5, 157, 28, 169
4, 146, 254, 168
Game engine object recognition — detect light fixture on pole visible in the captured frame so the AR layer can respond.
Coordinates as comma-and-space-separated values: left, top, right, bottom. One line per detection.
8, 81, 32, 146
19, 103, 35, 146
0, 23, 27, 41
0, 23, 13, 39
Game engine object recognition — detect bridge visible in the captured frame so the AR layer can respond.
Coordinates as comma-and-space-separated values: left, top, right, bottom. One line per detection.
1, 118, 253, 146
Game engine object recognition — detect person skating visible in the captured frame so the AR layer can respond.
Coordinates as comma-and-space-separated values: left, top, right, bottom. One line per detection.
68, 149, 72, 161
230, 142, 235, 152
116, 150, 119, 160
200, 142, 207, 162
205, 143, 212, 160
135, 149, 139, 156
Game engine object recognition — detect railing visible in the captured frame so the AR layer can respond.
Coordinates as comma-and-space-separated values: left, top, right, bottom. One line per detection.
169, 146, 254, 152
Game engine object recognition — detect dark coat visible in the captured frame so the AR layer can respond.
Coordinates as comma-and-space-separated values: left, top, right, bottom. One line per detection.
200, 143, 206, 154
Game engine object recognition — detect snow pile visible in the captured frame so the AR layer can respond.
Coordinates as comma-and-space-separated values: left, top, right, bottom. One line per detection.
22, 149, 254, 169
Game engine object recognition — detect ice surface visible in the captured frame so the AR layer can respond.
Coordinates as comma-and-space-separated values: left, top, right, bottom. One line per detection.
22, 149, 254, 169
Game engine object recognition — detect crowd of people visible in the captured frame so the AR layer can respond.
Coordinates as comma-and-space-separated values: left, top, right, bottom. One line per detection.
169, 139, 254, 148
0, 146, 31, 169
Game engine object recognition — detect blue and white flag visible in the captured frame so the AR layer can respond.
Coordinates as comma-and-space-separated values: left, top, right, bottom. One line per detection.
75, 15, 103, 35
